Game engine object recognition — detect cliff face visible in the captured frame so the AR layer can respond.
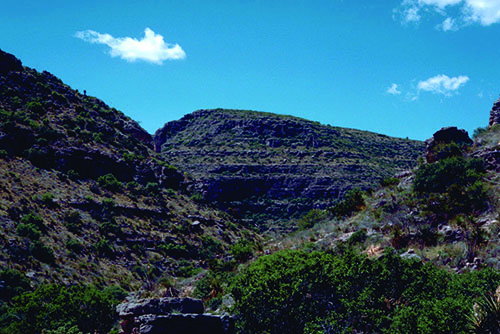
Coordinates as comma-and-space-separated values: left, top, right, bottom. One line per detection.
155, 109, 425, 230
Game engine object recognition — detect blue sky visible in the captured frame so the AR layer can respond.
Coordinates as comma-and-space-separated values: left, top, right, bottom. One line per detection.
2, 0, 500, 140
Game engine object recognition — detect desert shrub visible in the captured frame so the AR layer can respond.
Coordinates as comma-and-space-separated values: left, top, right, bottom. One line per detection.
190, 193, 204, 203
381, 176, 400, 187
0, 284, 118, 334
20, 213, 45, 232
99, 218, 122, 237
230, 239, 255, 262
65, 238, 83, 254
230, 248, 500, 334
16, 223, 41, 240
29, 240, 55, 264
330, 188, 365, 217
97, 173, 122, 192
199, 235, 223, 259
25, 101, 45, 115
472, 126, 488, 139
346, 228, 367, 246
157, 242, 190, 259
413, 156, 488, 217
67, 169, 80, 180
94, 238, 114, 258
298, 209, 327, 230
64, 211, 83, 233
144, 182, 160, 195
40, 192, 56, 206
173, 259, 200, 278
0, 269, 31, 302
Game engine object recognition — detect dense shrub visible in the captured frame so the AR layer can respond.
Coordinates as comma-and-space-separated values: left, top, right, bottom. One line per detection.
97, 173, 122, 192
64, 211, 83, 233
230, 249, 500, 334
330, 188, 365, 217
230, 239, 255, 262
29, 240, 55, 264
0, 269, 31, 302
0, 284, 119, 334
20, 213, 45, 232
413, 156, 488, 216
16, 223, 41, 240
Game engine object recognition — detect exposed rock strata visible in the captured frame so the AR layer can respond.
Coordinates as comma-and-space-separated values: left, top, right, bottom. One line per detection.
155, 109, 424, 228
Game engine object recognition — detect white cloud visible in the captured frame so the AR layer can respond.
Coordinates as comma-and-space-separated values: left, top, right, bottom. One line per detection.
75, 28, 186, 64
463, 0, 500, 25
387, 83, 402, 95
439, 17, 458, 30
417, 74, 469, 95
418, 0, 462, 9
396, 0, 500, 28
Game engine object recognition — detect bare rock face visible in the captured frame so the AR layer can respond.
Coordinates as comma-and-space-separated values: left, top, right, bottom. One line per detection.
117, 297, 234, 334
489, 98, 500, 128
425, 127, 473, 163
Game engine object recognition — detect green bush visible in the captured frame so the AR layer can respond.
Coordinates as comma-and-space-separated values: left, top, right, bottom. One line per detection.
65, 238, 83, 254
330, 188, 365, 217
29, 240, 55, 264
64, 211, 83, 233
20, 213, 45, 232
230, 248, 500, 334
0, 284, 118, 334
230, 239, 255, 262
16, 223, 41, 240
0, 269, 31, 302
97, 173, 122, 192
25, 101, 45, 115
413, 156, 488, 216
40, 192, 56, 206
144, 182, 160, 195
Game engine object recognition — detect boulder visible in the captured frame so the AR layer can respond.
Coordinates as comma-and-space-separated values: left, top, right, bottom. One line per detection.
425, 126, 473, 163
136, 314, 234, 334
117, 297, 204, 318
117, 297, 234, 334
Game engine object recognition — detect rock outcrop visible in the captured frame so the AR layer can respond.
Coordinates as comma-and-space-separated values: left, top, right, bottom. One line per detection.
489, 97, 500, 128
117, 297, 234, 334
424, 126, 473, 163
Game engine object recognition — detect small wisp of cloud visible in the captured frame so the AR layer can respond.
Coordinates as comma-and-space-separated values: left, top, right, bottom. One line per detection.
387, 83, 402, 95
417, 74, 469, 96
395, 0, 500, 30
75, 28, 186, 64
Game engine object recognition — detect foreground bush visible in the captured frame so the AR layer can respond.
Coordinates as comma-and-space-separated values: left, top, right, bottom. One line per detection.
0, 284, 122, 334
230, 248, 500, 333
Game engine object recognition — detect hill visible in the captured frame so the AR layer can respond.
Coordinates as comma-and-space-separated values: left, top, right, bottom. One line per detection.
0, 49, 256, 292
154, 108, 424, 231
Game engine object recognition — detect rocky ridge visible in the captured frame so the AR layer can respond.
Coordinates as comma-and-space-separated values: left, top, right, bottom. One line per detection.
155, 109, 425, 230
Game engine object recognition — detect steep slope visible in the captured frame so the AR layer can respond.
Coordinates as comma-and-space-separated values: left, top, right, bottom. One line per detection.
0, 49, 255, 291
155, 109, 424, 230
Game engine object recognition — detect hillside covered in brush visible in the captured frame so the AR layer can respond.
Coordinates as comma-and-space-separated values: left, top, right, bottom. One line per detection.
155, 109, 424, 231
0, 49, 257, 298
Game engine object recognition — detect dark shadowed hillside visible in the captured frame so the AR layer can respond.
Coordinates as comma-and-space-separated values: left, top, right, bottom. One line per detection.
155, 109, 424, 231
0, 49, 256, 292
